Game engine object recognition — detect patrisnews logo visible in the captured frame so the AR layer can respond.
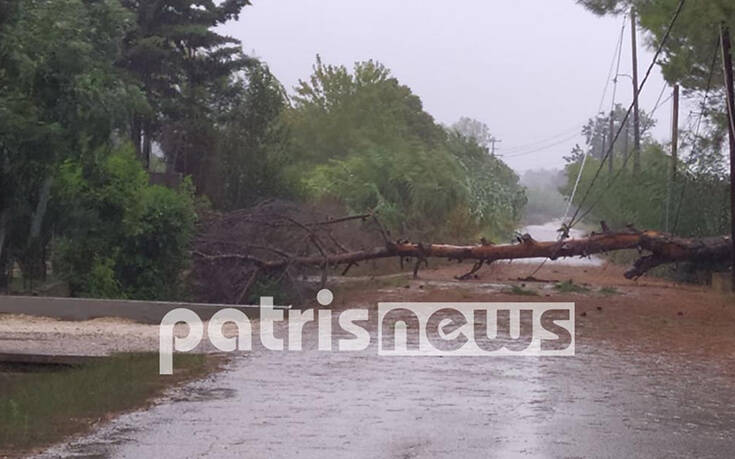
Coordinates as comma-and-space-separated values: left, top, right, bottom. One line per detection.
378, 302, 574, 356
160, 297, 575, 374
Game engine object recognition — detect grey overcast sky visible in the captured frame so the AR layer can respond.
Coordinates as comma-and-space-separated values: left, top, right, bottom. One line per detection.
220, 0, 679, 172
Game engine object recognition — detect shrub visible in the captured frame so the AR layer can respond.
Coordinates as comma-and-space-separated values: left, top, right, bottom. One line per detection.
53, 145, 196, 300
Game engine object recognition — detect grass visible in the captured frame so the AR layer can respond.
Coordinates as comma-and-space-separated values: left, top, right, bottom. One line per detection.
599, 286, 620, 295
0, 353, 212, 455
553, 280, 591, 294
503, 285, 539, 296
332, 273, 412, 297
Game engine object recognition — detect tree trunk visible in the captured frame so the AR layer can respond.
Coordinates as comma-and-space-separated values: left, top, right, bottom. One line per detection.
29, 176, 53, 240
142, 121, 152, 171
196, 227, 733, 281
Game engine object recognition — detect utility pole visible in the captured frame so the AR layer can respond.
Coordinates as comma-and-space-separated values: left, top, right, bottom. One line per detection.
671, 84, 680, 181
666, 84, 680, 232
489, 137, 502, 157
631, 8, 642, 174
601, 132, 607, 167
624, 116, 630, 162
720, 23, 735, 292
608, 111, 615, 174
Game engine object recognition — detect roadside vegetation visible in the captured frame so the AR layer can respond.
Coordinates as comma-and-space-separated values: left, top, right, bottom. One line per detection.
0, 353, 211, 455
554, 280, 591, 294
0, 1, 525, 299
564, 1, 734, 282
503, 285, 540, 296
599, 286, 620, 296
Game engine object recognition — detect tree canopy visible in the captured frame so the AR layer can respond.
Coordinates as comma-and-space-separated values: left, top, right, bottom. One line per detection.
1, 1, 526, 298
286, 58, 525, 240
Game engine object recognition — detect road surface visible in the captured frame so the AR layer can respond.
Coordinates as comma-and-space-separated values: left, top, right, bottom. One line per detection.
39, 264, 735, 459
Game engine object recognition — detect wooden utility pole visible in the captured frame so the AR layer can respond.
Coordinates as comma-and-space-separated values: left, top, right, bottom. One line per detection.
608, 112, 615, 174
624, 116, 630, 162
720, 23, 735, 291
489, 137, 502, 156
671, 84, 680, 180
631, 9, 642, 174
601, 132, 607, 167
666, 84, 680, 232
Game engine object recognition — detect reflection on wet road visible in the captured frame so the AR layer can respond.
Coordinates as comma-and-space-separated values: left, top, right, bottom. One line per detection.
40, 314, 735, 458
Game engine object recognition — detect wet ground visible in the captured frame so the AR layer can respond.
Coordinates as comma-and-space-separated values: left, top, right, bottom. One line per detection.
39, 344, 735, 458
37, 262, 735, 459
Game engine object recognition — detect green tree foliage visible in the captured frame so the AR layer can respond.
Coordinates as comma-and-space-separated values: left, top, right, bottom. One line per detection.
119, 0, 251, 186
451, 117, 495, 149
53, 146, 196, 299
288, 58, 525, 240
213, 63, 292, 210
0, 0, 142, 285
1, 0, 201, 298
445, 129, 527, 239
575, 0, 732, 239
563, 144, 729, 238
578, 0, 733, 91
2, 1, 528, 299
577, 0, 733, 174
566, 104, 655, 163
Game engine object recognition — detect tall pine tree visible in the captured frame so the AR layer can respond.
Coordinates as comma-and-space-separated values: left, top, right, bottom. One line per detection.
119, 0, 250, 188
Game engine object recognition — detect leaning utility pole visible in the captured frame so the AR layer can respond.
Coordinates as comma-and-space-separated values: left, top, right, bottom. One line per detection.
631, 8, 642, 174
671, 84, 680, 180
720, 23, 735, 292
608, 112, 615, 174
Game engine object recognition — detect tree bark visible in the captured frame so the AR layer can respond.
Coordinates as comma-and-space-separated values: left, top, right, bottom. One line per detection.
196, 227, 733, 281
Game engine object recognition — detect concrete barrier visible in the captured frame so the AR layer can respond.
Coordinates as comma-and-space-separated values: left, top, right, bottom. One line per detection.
0, 295, 288, 324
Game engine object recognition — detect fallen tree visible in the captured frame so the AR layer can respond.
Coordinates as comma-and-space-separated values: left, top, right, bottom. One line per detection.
192, 203, 733, 303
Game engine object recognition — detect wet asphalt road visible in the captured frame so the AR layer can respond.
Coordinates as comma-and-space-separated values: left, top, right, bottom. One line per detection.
39, 313, 735, 459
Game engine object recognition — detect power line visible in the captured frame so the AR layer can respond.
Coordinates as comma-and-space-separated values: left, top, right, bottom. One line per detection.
649, 83, 668, 115
501, 125, 582, 153
609, 16, 627, 114
604, 15, 627, 171
598, 14, 628, 115
568, 0, 688, 228
671, 38, 720, 233
561, 13, 628, 222
506, 14, 628, 163
524, 14, 629, 279
650, 93, 673, 118
504, 13, 628, 162
502, 132, 582, 158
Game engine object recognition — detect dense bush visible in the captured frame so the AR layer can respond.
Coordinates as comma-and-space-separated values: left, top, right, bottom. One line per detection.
53, 146, 196, 299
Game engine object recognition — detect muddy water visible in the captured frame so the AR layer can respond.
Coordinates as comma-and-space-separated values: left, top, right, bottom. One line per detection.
40, 309, 735, 458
